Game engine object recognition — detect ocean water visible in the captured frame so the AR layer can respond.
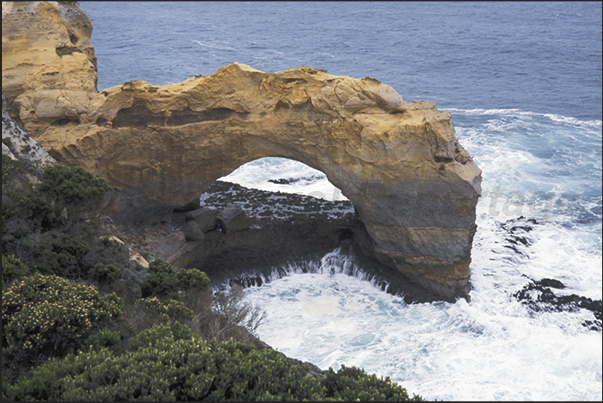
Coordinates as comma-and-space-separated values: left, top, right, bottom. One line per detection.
81, 2, 602, 400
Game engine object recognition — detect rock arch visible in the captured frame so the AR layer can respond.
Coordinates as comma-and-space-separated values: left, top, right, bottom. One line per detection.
2, 1, 481, 301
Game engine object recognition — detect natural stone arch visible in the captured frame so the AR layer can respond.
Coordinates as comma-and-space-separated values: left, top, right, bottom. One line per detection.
2, 1, 482, 301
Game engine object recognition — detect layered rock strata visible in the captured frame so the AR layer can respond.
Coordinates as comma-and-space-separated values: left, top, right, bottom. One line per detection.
2, 1, 482, 300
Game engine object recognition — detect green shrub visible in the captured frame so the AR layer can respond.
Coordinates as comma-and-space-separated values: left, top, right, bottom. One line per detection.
7, 325, 323, 401
38, 164, 108, 205
29, 232, 91, 278
129, 322, 193, 351
177, 268, 210, 291
2, 274, 124, 363
6, 322, 423, 401
2, 155, 56, 232
135, 297, 194, 325
2, 154, 22, 184
324, 364, 422, 401
97, 236, 124, 250
148, 259, 174, 274
85, 329, 122, 352
83, 236, 130, 271
141, 259, 178, 297
55, 45, 80, 57
1, 255, 37, 287
90, 263, 122, 283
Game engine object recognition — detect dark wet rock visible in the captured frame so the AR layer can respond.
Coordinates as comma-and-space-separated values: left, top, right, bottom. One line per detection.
497, 216, 539, 257
216, 204, 251, 234
268, 175, 323, 185
169, 181, 441, 304
268, 178, 292, 185
536, 278, 566, 289
185, 207, 216, 233
514, 278, 602, 331
182, 221, 205, 241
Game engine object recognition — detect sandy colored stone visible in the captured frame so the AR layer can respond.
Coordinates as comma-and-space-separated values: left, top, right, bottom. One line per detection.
2, 1, 483, 300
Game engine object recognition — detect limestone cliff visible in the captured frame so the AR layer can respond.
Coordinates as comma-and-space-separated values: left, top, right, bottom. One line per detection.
2, 1, 482, 301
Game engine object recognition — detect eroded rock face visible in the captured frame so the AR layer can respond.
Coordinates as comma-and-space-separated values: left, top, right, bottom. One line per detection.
2, 1, 482, 300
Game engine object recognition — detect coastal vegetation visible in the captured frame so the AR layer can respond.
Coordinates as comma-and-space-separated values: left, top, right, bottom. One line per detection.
2, 154, 423, 401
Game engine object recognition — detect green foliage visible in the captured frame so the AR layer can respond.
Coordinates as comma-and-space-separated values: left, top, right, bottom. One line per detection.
325, 365, 422, 401
135, 297, 194, 325
129, 322, 193, 351
1, 254, 37, 287
85, 329, 122, 353
6, 323, 423, 401
98, 236, 124, 250
5, 163, 108, 235
2, 154, 25, 184
148, 258, 174, 275
83, 236, 130, 272
2, 274, 124, 362
28, 232, 91, 278
38, 164, 109, 205
2, 155, 53, 233
90, 263, 122, 284
141, 259, 179, 297
177, 267, 210, 291
7, 325, 321, 401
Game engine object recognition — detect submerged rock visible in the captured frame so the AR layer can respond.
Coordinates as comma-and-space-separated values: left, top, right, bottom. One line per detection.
514, 278, 602, 331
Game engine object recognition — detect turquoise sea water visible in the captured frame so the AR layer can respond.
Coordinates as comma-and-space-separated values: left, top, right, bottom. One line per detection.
81, 2, 602, 400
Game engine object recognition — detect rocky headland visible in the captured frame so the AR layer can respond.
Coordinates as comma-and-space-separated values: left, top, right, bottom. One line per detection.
3, 1, 483, 301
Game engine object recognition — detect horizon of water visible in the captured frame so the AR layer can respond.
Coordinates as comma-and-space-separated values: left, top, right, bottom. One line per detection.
81, 2, 602, 400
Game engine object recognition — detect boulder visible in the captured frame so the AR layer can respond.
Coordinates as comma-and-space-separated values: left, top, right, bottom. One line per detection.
216, 204, 251, 234
182, 221, 205, 241
128, 250, 149, 272
185, 207, 217, 233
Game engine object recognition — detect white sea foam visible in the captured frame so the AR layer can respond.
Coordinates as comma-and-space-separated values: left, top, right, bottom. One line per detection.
219, 157, 348, 201
232, 110, 601, 401
242, 258, 602, 401
447, 107, 603, 130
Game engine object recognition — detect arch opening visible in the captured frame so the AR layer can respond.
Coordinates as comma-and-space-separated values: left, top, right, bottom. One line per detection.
173, 157, 381, 294
218, 156, 348, 202
179, 156, 438, 303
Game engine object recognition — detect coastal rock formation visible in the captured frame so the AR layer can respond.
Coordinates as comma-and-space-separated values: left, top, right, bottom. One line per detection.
2, 1, 482, 300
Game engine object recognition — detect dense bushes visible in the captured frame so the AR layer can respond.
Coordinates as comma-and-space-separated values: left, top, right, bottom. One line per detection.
2, 157, 111, 235
177, 267, 211, 290
90, 263, 123, 283
38, 164, 109, 205
1, 254, 36, 286
141, 259, 179, 297
141, 259, 210, 297
2, 273, 124, 376
5, 323, 421, 401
